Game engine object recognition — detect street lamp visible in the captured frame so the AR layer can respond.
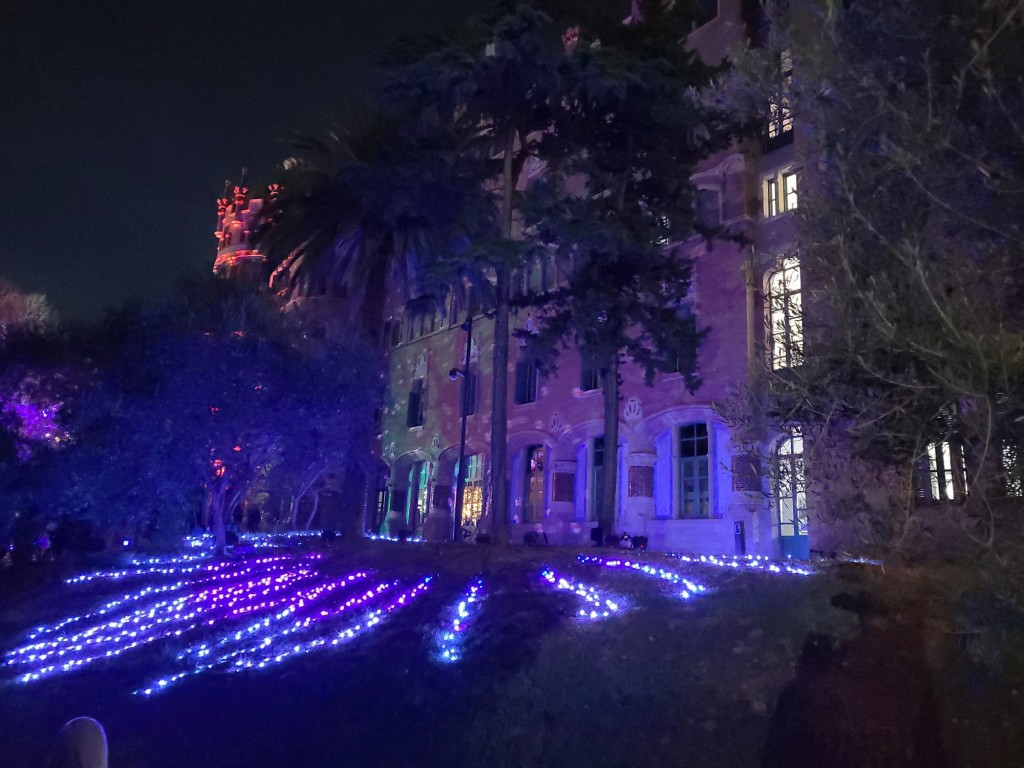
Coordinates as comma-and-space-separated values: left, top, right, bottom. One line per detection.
449, 286, 474, 543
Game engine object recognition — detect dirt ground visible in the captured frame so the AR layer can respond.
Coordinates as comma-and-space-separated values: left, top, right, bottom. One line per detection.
0, 541, 1021, 768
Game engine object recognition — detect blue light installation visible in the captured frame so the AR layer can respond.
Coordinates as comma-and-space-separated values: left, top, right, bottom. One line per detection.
539, 568, 623, 620
577, 556, 709, 598
432, 578, 485, 663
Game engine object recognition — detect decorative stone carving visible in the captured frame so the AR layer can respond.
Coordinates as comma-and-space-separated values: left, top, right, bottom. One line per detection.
412, 352, 427, 380
431, 434, 441, 450
550, 411, 564, 431
623, 396, 643, 422
387, 442, 397, 459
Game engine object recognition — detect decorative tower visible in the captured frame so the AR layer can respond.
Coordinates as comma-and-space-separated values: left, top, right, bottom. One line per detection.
212, 170, 266, 284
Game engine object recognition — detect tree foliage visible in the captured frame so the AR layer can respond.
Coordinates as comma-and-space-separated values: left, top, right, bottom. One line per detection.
718, 0, 1024, 554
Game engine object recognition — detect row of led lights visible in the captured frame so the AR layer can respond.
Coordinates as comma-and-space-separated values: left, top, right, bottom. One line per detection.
8, 569, 321, 681
138, 576, 433, 695
32, 559, 304, 640
432, 578, 485, 664
539, 568, 624, 620
578, 556, 709, 599
664, 552, 813, 576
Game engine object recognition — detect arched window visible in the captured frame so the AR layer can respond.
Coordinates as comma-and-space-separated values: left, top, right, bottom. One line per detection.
768, 255, 803, 369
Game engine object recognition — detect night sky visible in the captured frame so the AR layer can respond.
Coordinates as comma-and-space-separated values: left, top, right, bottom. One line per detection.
1, 0, 486, 322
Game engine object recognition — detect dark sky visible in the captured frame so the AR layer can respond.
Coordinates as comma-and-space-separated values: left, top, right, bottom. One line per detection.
1, 0, 486, 322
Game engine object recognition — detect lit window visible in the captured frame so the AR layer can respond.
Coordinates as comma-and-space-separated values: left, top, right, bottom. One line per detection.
455, 454, 485, 528
768, 255, 803, 369
768, 49, 793, 140
917, 440, 967, 502
773, 429, 807, 538
783, 172, 798, 211
764, 171, 798, 218
765, 178, 780, 218
678, 423, 710, 518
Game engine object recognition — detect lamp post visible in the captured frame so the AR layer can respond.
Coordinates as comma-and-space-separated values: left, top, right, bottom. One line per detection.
449, 287, 474, 543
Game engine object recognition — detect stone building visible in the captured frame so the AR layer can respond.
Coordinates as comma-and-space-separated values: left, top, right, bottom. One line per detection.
214, 0, 819, 557
374, 0, 811, 557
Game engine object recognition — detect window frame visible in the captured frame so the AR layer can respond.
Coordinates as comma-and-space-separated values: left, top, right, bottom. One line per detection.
767, 254, 803, 370
772, 429, 808, 538
677, 423, 711, 519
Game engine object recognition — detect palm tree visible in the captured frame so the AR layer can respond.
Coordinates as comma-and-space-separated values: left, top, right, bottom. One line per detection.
255, 111, 482, 345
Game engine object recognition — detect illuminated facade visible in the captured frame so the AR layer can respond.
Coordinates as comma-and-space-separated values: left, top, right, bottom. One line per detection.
375, 0, 814, 557
215, 1, 824, 557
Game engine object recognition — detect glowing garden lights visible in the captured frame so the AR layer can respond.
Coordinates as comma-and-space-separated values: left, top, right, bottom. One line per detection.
432, 578, 485, 663
137, 576, 433, 695
578, 556, 709, 599
539, 568, 624, 620
665, 552, 813, 576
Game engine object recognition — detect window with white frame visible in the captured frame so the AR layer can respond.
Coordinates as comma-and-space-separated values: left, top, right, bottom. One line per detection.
773, 429, 807, 538
768, 255, 803, 369
764, 170, 798, 218
678, 423, 710, 518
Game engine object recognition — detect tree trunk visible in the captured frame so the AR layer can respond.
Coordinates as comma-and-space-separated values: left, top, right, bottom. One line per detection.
600, 355, 620, 538
304, 491, 321, 529
210, 486, 227, 554
489, 124, 518, 547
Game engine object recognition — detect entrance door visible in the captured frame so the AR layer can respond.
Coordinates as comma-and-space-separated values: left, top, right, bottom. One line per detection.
774, 431, 809, 559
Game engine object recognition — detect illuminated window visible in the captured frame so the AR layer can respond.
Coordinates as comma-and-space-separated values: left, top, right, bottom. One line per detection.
764, 170, 798, 218
773, 429, 807, 538
917, 440, 967, 502
678, 423, 710, 518
768, 255, 803, 369
455, 454, 485, 527
783, 172, 798, 210
767, 49, 793, 141
765, 178, 780, 218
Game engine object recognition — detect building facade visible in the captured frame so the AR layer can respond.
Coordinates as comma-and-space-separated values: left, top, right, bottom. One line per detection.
214, 0, 821, 557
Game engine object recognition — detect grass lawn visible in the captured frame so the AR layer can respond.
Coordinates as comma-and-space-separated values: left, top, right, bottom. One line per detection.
1, 540, 1022, 768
